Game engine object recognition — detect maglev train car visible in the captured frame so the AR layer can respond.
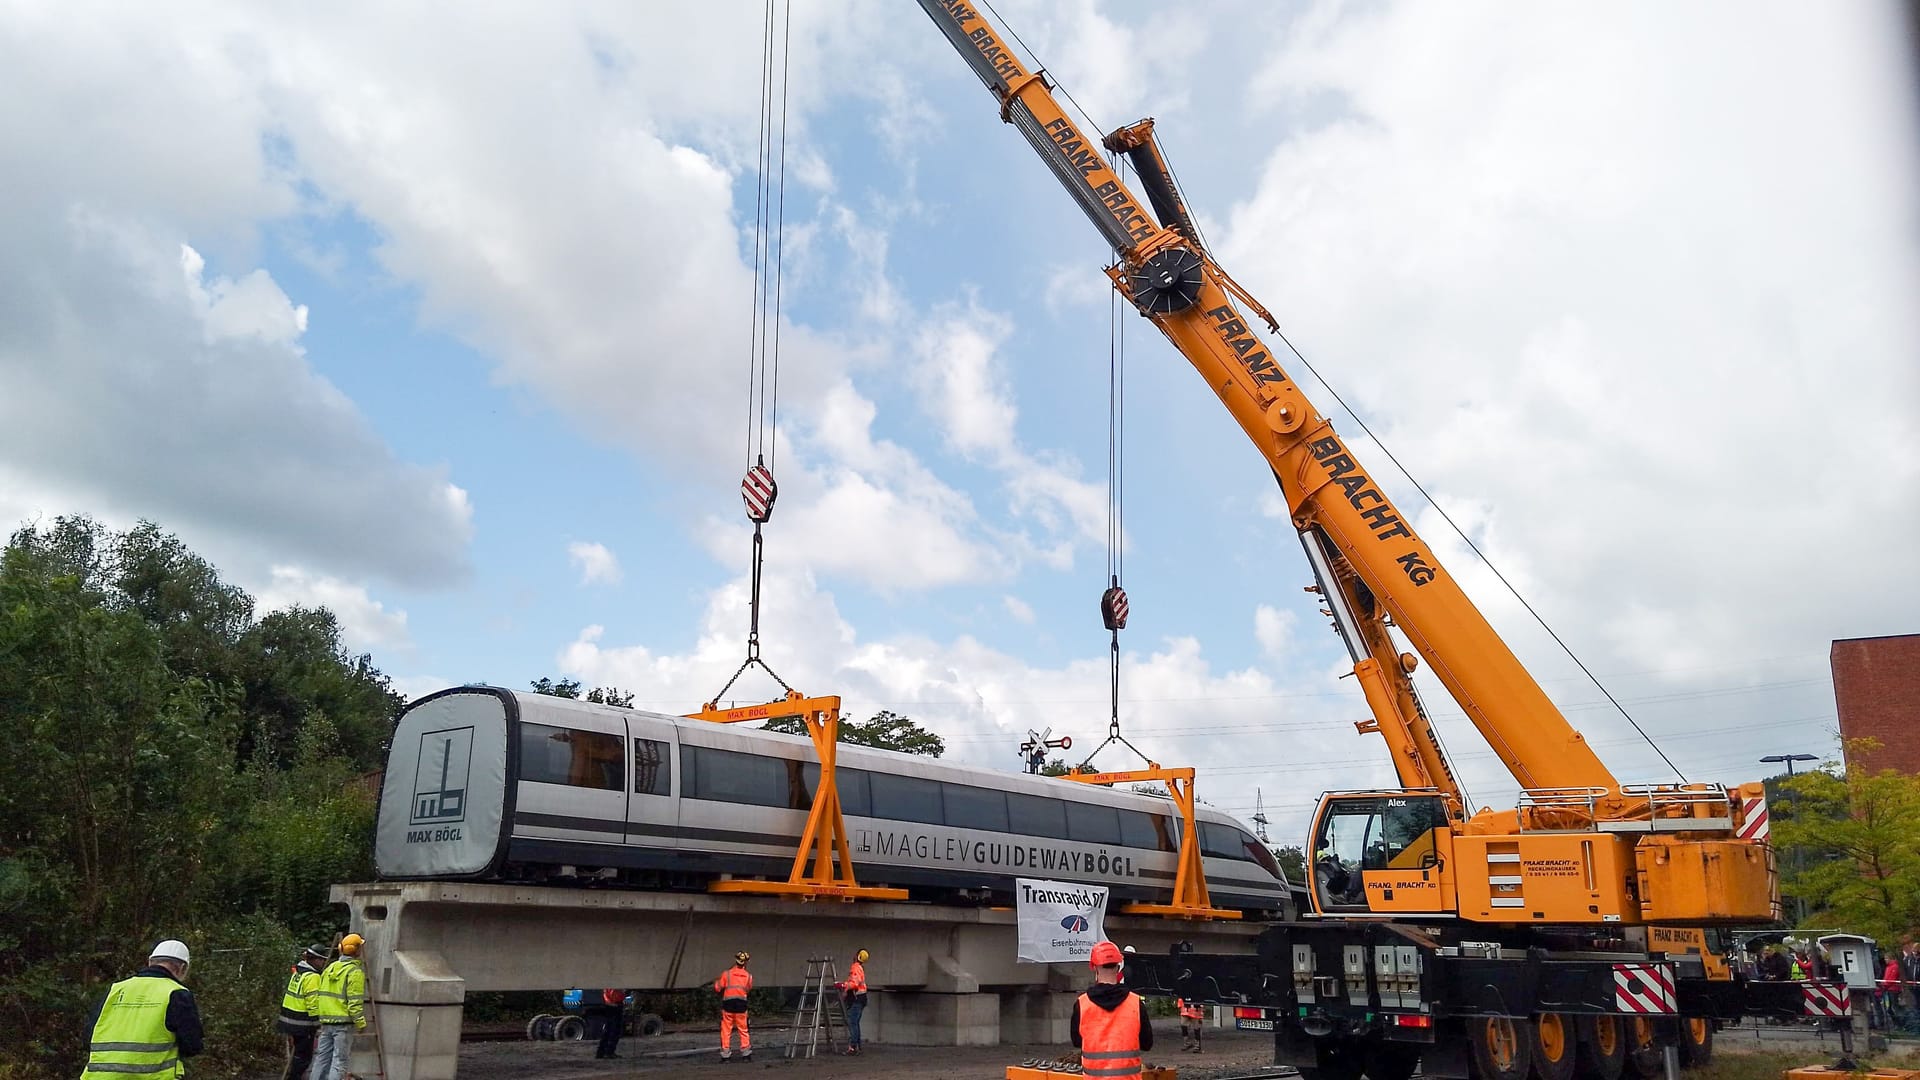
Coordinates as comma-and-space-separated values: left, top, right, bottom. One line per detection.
377, 686, 1293, 917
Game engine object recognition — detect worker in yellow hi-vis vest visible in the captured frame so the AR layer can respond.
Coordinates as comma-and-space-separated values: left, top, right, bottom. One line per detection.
82, 939, 204, 1080
310, 934, 367, 1080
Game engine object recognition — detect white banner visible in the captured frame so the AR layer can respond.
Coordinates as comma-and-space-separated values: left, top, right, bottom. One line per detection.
1016, 878, 1109, 963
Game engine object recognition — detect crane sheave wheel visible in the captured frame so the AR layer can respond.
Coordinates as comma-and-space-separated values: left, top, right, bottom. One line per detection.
1621, 1016, 1663, 1079
1531, 1013, 1577, 1080
1677, 1017, 1712, 1068
1128, 247, 1204, 314
1363, 1042, 1421, 1080
1467, 1016, 1532, 1080
1574, 1016, 1626, 1080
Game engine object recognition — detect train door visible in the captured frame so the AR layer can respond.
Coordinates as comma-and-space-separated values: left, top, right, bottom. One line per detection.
625, 717, 679, 851
513, 711, 630, 851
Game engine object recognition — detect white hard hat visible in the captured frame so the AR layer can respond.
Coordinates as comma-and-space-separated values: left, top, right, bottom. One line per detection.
150, 940, 191, 965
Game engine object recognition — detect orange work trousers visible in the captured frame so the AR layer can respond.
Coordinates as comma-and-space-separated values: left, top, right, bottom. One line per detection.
720, 1010, 750, 1056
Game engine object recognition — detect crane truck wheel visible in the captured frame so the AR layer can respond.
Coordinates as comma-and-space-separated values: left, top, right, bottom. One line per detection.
1467, 1017, 1533, 1080
1574, 1016, 1626, 1080
1621, 1017, 1664, 1079
1677, 1017, 1712, 1068
1298, 1038, 1365, 1080
1363, 1042, 1421, 1080
1529, 1013, 1577, 1080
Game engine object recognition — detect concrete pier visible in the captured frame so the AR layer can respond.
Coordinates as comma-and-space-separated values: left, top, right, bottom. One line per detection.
330, 881, 1261, 1079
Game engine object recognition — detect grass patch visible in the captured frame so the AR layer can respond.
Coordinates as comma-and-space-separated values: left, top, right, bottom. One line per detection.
1695, 1046, 1920, 1080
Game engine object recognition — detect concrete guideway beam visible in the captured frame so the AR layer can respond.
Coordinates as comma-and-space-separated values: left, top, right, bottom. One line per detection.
330, 880, 1261, 1079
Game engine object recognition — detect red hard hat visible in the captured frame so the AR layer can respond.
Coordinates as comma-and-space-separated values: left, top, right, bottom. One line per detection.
1090, 941, 1124, 968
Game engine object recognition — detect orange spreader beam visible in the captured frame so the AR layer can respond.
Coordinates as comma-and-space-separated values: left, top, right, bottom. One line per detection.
1063, 766, 1240, 920
686, 691, 907, 902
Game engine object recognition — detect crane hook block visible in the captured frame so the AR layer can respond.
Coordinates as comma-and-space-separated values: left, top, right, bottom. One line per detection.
1101, 585, 1130, 631
741, 463, 777, 524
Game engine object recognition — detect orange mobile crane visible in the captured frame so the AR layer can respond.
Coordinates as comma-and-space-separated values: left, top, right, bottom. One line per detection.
916, 3, 1828, 1078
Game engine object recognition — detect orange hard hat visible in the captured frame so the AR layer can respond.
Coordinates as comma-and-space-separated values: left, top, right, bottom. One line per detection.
1089, 941, 1124, 968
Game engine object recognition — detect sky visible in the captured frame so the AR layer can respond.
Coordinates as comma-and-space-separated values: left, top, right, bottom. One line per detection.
3, 0, 1917, 847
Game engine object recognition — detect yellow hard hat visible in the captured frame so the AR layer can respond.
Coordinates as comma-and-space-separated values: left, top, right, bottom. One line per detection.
735, 951, 750, 964
855, 949, 869, 963
340, 934, 364, 956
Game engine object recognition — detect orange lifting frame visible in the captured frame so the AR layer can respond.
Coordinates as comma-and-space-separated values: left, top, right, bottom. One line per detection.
685, 691, 907, 902
1063, 766, 1241, 920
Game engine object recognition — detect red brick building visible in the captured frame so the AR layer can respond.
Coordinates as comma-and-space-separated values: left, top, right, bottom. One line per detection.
1831, 633, 1920, 775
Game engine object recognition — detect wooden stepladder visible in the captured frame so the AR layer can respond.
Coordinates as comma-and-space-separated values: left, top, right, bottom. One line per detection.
784, 956, 850, 1059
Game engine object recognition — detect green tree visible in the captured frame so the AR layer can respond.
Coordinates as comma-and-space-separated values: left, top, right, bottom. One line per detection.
1040, 757, 1071, 777
763, 709, 946, 757
1774, 742, 1920, 942
529, 677, 634, 707
0, 516, 401, 1078
1271, 845, 1306, 883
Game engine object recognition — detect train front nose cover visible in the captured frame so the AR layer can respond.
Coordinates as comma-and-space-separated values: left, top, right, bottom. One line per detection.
377, 689, 513, 878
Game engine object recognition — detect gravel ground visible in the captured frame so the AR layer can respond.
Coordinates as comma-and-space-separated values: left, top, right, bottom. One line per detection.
447, 1025, 1282, 1080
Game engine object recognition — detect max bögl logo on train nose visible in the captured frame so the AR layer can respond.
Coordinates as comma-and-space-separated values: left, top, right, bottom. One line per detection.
411, 727, 473, 824
1059, 914, 1090, 933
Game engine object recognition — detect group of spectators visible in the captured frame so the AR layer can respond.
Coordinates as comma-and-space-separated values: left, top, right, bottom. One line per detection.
1752, 937, 1920, 1033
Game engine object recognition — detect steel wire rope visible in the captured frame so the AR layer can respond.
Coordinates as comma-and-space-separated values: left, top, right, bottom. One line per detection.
744, 0, 779, 467
1267, 321, 1688, 781
765, 0, 794, 471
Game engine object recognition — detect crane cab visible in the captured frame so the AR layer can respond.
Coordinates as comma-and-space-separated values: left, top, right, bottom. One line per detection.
1307, 790, 1455, 917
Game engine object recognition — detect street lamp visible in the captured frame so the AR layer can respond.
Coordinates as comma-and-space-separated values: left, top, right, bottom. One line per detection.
1760, 753, 1820, 925
1759, 753, 1818, 776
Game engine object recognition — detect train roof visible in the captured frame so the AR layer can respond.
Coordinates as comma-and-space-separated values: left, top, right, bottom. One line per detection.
422, 685, 1259, 832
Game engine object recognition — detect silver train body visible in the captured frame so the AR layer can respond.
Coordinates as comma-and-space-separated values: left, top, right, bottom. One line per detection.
376, 687, 1293, 916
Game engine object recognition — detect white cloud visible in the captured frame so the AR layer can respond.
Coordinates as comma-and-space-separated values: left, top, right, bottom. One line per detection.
1003, 595, 1036, 624
568, 541, 623, 587
555, 570, 1391, 843
1203, 0, 1919, 760
252, 565, 411, 654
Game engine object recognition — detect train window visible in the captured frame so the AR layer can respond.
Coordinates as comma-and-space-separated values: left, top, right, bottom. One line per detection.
519, 723, 624, 791
801, 763, 872, 817
869, 773, 943, 825
1119, 810, 1159, 851
1066, 802, 1123, 846
1200, 821, 1249, 861
633, 738, 670, 796
1248, 835, 1284, 879
1007, 792, 1065, 837
682, 745, 794, 809
944, 785, 1009, 832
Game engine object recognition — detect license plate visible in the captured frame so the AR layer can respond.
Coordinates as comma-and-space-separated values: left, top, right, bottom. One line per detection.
1236, 1019, 1274, 1031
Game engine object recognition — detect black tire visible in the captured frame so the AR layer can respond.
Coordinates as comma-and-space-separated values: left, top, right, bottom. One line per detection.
638, 1013, 665, 1037
1364, 1042, 1422, 1080
1531, 1013, 1578, 1080
534, 1015, 559, 1041
1575, 1016, 1626, 1080
555, 1015, 586, 1041
1299, 1039, 1366, 1080
1621, 1016, 1662, 1080
1677, 1017, 1712, 1069
526, 1014, 549, 1041
1468, 1017, 1533, 1080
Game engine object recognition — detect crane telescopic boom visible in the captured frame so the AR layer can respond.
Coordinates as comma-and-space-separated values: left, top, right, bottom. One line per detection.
919, 0, 1776, 929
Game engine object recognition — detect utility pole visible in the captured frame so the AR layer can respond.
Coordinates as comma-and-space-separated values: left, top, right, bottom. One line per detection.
1759, 753, 1819, 924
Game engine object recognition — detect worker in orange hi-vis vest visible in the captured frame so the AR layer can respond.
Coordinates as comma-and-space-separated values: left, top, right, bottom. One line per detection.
713, 951, 753, 1062
1177, 997, 1205, 1053
1071, 941, 1152, 1080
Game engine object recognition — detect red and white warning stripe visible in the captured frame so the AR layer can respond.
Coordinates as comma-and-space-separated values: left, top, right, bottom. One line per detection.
1734, 792, 1771, 842
1614, 963, 1677, 1014
741, 464, 777, 523
1802, 982, 1850, 1017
